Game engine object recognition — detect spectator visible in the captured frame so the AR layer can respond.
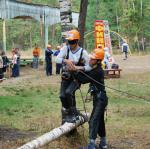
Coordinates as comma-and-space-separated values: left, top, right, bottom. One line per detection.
122, 42, 129, 60
11, 49, 19, 77
0, 51, 4, 80
45, 44, 53, 76
1, 51, 9, 78
32, 44, 41, 68
104, 47, 111, 69
54, 45, 62, 74
15, 48, 21, 76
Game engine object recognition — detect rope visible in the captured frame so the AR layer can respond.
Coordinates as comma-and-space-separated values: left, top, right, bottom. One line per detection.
79, 87, 88, 118
78, 70, 150, 103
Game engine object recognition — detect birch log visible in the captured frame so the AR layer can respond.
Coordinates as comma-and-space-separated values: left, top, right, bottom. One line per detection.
17, 113, 89, 149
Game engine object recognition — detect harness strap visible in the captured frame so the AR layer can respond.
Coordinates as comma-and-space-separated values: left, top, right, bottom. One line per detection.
66, 46, 84, 65
76, 48, 83, 66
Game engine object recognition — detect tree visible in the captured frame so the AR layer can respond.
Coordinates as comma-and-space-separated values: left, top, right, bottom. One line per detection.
59, 0, 73, 44
78, 0, 89, 47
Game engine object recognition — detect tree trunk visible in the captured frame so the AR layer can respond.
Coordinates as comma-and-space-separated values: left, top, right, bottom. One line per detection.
17, 113, 89, 149
59, 0, 73, 44
29, 30, 32, 49
78, 0, 88, 47
51, 24, 55, 45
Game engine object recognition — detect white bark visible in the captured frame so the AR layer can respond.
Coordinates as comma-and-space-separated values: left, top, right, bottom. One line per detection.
17, 113, 89, 149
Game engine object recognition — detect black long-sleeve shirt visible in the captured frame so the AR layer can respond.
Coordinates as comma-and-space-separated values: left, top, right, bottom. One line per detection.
75, 64, 106, 93
45, 49, 53, 63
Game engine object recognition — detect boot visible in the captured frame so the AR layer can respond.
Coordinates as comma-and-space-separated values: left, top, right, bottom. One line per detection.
65, 107, 80, 123
99, 144, 107, 149
99, 137, 107, 149
80, 142, 98, 149
61, 107, 69, 124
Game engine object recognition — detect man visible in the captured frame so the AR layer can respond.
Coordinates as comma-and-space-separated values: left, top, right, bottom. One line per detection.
11, 49, 19, 77
1, 51, 9, 78
32, 44, 41, 69
0, 51, 4, 81
104, 47, 111, 69
45, 44, 53, 76
74, 49, 108, 149
122, 42, 129, 60
54, 45, 62, 74
56, 29, 91, 123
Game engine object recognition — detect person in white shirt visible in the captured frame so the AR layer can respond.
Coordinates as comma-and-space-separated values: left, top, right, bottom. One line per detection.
11, 49, 19, 77
104, 47, 111, 69
56, 29, 91, 123
122, 42, 129, 60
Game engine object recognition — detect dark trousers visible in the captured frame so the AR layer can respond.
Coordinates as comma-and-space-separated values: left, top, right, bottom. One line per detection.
12, 64, 19, 77
0, 68, 4, 79
32, 56, 39, 68
60, 79, 80, 109
123, 51, 128, 59
89, 92, 108, 139
56, 63, 62, 74
46, 61, 52, 76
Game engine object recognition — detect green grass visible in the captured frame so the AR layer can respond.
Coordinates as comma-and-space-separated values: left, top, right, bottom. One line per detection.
0, 86, 61, 131
0, 73, 149, 130
0, 71, 150, 148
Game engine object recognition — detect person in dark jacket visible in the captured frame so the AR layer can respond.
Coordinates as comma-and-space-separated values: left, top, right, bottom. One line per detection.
122, 42, 129, 60
0, 51, 4, 80
1, 51, 9, 73
74, 49, 108, 149
45, 44, 53, 76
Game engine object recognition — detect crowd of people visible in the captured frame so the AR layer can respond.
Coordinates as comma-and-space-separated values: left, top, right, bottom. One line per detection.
0, 44, 62, 81
31, 43, 62, 75
0, 48, 21, 81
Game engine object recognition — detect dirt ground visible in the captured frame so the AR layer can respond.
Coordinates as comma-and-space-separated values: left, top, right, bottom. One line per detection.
0, 54, 150, 149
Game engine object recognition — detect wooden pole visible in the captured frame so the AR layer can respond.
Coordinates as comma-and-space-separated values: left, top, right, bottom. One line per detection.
44, 12, 49, 48
17, 113, 89, 149
3, 19, 6, 52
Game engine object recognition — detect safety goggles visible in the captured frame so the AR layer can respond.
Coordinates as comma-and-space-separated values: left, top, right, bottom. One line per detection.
68, 40, 78, 45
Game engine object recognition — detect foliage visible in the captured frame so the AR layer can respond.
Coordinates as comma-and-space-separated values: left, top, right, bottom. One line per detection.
84, 0, 150, 52
0, 0, 150, 52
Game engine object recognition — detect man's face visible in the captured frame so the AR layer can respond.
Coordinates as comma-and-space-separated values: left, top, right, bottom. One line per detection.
68, 40, 78, 50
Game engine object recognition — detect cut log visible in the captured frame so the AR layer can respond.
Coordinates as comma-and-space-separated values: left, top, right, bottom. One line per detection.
17, 113, 89, 149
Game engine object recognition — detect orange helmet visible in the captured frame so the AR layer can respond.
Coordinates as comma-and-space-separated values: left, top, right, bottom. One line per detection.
66, 29, 80, 41
90, 48, 104, 60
